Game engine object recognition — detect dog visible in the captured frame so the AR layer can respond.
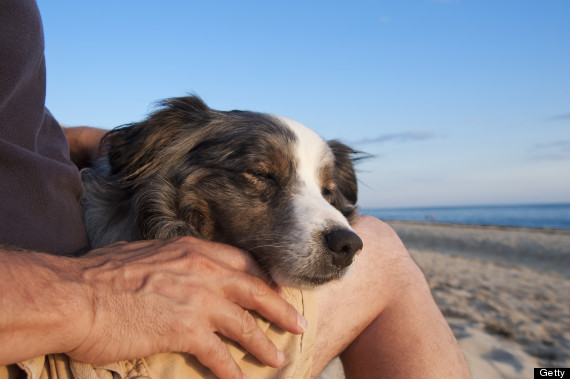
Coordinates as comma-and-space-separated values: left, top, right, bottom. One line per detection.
81, 96, 363, 287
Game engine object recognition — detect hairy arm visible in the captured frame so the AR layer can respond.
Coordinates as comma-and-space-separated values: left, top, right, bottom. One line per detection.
0, 247, 87, 364
0, 238, 306, 379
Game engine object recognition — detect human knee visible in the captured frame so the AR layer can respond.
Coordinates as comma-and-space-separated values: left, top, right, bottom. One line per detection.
351, 215, 412, 261
351, 215, 429, 295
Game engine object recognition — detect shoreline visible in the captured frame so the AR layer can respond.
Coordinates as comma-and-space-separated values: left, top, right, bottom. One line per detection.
385, 219, 570, 234
362, 202, 570, 231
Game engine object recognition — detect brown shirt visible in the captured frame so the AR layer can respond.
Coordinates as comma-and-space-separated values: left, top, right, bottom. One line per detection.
0, 0, 88, 255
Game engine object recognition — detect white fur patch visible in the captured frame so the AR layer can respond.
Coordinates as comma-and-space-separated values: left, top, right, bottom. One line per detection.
274, 116, 352, 232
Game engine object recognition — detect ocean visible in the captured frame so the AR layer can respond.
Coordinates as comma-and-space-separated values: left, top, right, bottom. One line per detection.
362, 203, 570, 230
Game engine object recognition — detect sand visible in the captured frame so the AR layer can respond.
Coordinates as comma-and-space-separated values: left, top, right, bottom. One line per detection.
318, 221, 570, 379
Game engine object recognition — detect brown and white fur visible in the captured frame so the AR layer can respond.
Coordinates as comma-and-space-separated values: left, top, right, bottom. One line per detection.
81, 96, 363, 287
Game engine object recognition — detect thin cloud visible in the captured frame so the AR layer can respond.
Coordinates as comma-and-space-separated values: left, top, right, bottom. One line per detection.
550, 113, 570, 121
354, 130, 436, 145
530, 140, 570, 161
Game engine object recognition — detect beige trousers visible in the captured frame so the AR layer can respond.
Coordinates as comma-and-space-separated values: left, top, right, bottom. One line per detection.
0, 288, 317, 379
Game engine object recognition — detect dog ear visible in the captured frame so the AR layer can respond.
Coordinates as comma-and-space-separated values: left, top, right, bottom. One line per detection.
134, 176, 216, 241
102, 96, 212, 178
328, 140, 361, 220
95, 96, 218, 242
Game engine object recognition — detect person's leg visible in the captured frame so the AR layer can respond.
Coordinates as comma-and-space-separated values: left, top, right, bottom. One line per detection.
311, 216, 470, 378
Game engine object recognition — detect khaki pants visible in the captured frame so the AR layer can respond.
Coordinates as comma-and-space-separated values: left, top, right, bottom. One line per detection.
1, 288, 317, 379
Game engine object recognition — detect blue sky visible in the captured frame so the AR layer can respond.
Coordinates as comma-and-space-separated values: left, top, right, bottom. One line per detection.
37, 0, 570, 208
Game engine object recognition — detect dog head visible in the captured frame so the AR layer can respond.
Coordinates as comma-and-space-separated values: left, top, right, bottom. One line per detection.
83, 96, 363, 287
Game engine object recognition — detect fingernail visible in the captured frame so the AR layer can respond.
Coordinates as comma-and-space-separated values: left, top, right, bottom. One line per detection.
276, 350, 285, 365
297, 313, 308, 331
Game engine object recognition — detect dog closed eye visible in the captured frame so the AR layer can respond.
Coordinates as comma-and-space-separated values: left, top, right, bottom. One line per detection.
244, 171, 278, 185
321, 185, 335, 202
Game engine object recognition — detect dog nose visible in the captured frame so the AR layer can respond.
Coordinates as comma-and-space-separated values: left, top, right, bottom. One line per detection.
325, 229, 363, 269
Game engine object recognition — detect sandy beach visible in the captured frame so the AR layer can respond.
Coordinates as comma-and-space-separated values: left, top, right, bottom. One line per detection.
319, 221, 570, 379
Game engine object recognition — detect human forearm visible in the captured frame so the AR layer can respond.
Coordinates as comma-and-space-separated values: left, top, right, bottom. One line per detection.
0, 248, 88, 365
1, 238, 305, 379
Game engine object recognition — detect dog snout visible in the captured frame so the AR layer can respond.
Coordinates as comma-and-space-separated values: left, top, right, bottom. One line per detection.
325, 229, 363, 269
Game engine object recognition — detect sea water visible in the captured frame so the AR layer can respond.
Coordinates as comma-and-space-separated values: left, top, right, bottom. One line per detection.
363, 203, 570, 230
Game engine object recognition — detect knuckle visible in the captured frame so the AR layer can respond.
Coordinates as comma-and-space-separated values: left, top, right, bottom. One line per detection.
185, 252, 217, 272
185, 251, 206, 265
203, 337, 227, 359
174, 235, 200, 246
249, 277, 270, 299
236, 311, 259, 341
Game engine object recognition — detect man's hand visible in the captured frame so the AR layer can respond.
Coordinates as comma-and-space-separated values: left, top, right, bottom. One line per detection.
0, 238, 306, 379
71, 237, 306, 379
